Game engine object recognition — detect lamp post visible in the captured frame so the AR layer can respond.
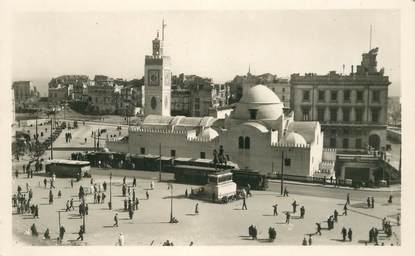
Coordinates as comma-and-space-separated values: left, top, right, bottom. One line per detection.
169, 183, 174, 223
50, 116, 54, 160
109, 172, 112, 210
280, 150, 284, 195
159, 143, 162, 182
82, 209, 86, 233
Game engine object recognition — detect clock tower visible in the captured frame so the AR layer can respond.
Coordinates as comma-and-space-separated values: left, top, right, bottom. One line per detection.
144, 20, 171, 116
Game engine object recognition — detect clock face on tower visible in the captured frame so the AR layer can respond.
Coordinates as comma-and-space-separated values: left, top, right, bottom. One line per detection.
151, 96, 157, 110
148, 70, 160, 86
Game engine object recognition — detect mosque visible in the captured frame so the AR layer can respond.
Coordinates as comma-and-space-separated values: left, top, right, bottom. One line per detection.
107, 26, 336, 179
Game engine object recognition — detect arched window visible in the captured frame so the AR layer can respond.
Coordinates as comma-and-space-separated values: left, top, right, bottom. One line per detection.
238, 136, 244, 149
244, 137, 250, 149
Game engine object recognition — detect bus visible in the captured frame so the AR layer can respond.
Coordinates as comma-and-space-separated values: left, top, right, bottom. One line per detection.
231, 169, 268, 190
45, 159, 91, 178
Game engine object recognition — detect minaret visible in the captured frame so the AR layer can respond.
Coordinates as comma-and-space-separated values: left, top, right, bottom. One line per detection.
144, 20, 172, 116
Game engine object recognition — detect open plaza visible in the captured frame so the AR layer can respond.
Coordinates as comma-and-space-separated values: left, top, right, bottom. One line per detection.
11, 137, 401, 246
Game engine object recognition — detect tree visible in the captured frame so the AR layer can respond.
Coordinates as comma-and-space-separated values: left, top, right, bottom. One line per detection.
29, 141, 45, 163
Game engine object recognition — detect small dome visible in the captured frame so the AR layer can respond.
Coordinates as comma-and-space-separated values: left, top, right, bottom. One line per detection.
233, 84, 284, 120
283, 132, 307, 146
198, 128, 219, 140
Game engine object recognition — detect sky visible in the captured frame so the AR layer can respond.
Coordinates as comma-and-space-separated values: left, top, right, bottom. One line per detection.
12, 10, 400, 96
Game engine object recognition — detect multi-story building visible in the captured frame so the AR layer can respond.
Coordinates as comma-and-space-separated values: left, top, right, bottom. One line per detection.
228, 73, 290, 109
48, 75, 89, 101
86, 84, 116, 114
290, 48, 390, 152
170, 74, 229, 117
117, 83, 144, 116
12, 81, 40, 111
48, 85, 69, 104
264, 78, 291, 109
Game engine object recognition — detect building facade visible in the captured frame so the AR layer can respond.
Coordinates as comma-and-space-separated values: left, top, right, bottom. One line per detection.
12, 81, 40, 111
108, 80, 336, 178
290, 48, 390, 152
228, 73, 291, 109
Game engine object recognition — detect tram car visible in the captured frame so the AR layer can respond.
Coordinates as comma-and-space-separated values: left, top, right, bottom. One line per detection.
231, 169, 268, 190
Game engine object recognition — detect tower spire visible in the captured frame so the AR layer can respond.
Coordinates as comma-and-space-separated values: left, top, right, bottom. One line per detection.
369, 24, 373, 50
162, 19, 167, 41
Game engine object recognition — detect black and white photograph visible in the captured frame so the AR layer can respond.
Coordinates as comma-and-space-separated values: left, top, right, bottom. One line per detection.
1, 0, 415, 255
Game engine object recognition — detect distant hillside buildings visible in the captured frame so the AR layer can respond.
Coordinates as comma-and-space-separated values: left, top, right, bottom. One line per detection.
12, 81, 40, 112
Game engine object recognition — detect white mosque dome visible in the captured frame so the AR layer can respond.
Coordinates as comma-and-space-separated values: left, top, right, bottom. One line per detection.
283, 132, 307, 146
233, 84, 284, 120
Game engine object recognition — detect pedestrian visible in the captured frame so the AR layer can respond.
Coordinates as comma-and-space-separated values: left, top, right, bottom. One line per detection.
102, 193, 106, 203
113, 213, 119, 227
242, 197, 247, 210
150, 181, 154, 190
273, 204, 278, 216
285, 212, 291, 224
85, 203, 89, 215
252, 226, 257, 240
31, 223, 39, 236
371, 197, 375, 208
367, 197, 371, 208
49, 190, 53, 204
65, 200, 70, 211
44, 228, 50, 240
302, 237, 308, 246
388, 195, 393, 204
283, 187, 289, 197
70, 198, 74, 210
118, 233, 125, 246
334, 209, 339, 222
71, 179, 74, 188
103, 181, 107, 191
135, 197, 139, 210
348, 228, 353, 242
77, 225, 84, 241
300, 206, 305, 218
374, 228, 379, 244
343, 203, 348, 216
34, 205, 39, 218
128, 207, 134, 220
292, 200, 298, 213
97, 193, 101, 204
15, 169, 18, 179
133, 177, 136, 187
195, 203, 199, 214
341, 227, 347, 241
369, 228, 374, 243
59, 225, 66, 243
43, 178, 47, 188
346, 193, 350, 205
58, 190, 62, 198
327, 216, 333, 230
123, 176, 126, 185
146, 190, 149, 200
124, 198, 128, 211
185, 189, 188, 197
308, 235, 312, 246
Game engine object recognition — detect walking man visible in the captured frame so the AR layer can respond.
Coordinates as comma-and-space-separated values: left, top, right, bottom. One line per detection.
146, 190, 149, 200
300, 206, 305, 219
346, 193, 350, 205
341, 227, 347, 241
113, 213, 119, 227
59, 225, 66, 243
343, 203, 348, 216
371, 197, 375, 208
367, 197, 371, 208
273, 204, 278, 216
285, 212, 291, 224
76, 225, 84, 241
242, 197, 247, 210
334, 209, 339, 222
348, 228, 353, 242
195, 203, 199, 214
292, 200, 299, 213
316, 223, 322, 235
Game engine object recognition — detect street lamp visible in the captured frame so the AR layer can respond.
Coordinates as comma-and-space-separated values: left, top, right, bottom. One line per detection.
280, 150, 285, 195
169, 183, 174, 223
159, 143, 162, 182
109, 172, 112, 210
